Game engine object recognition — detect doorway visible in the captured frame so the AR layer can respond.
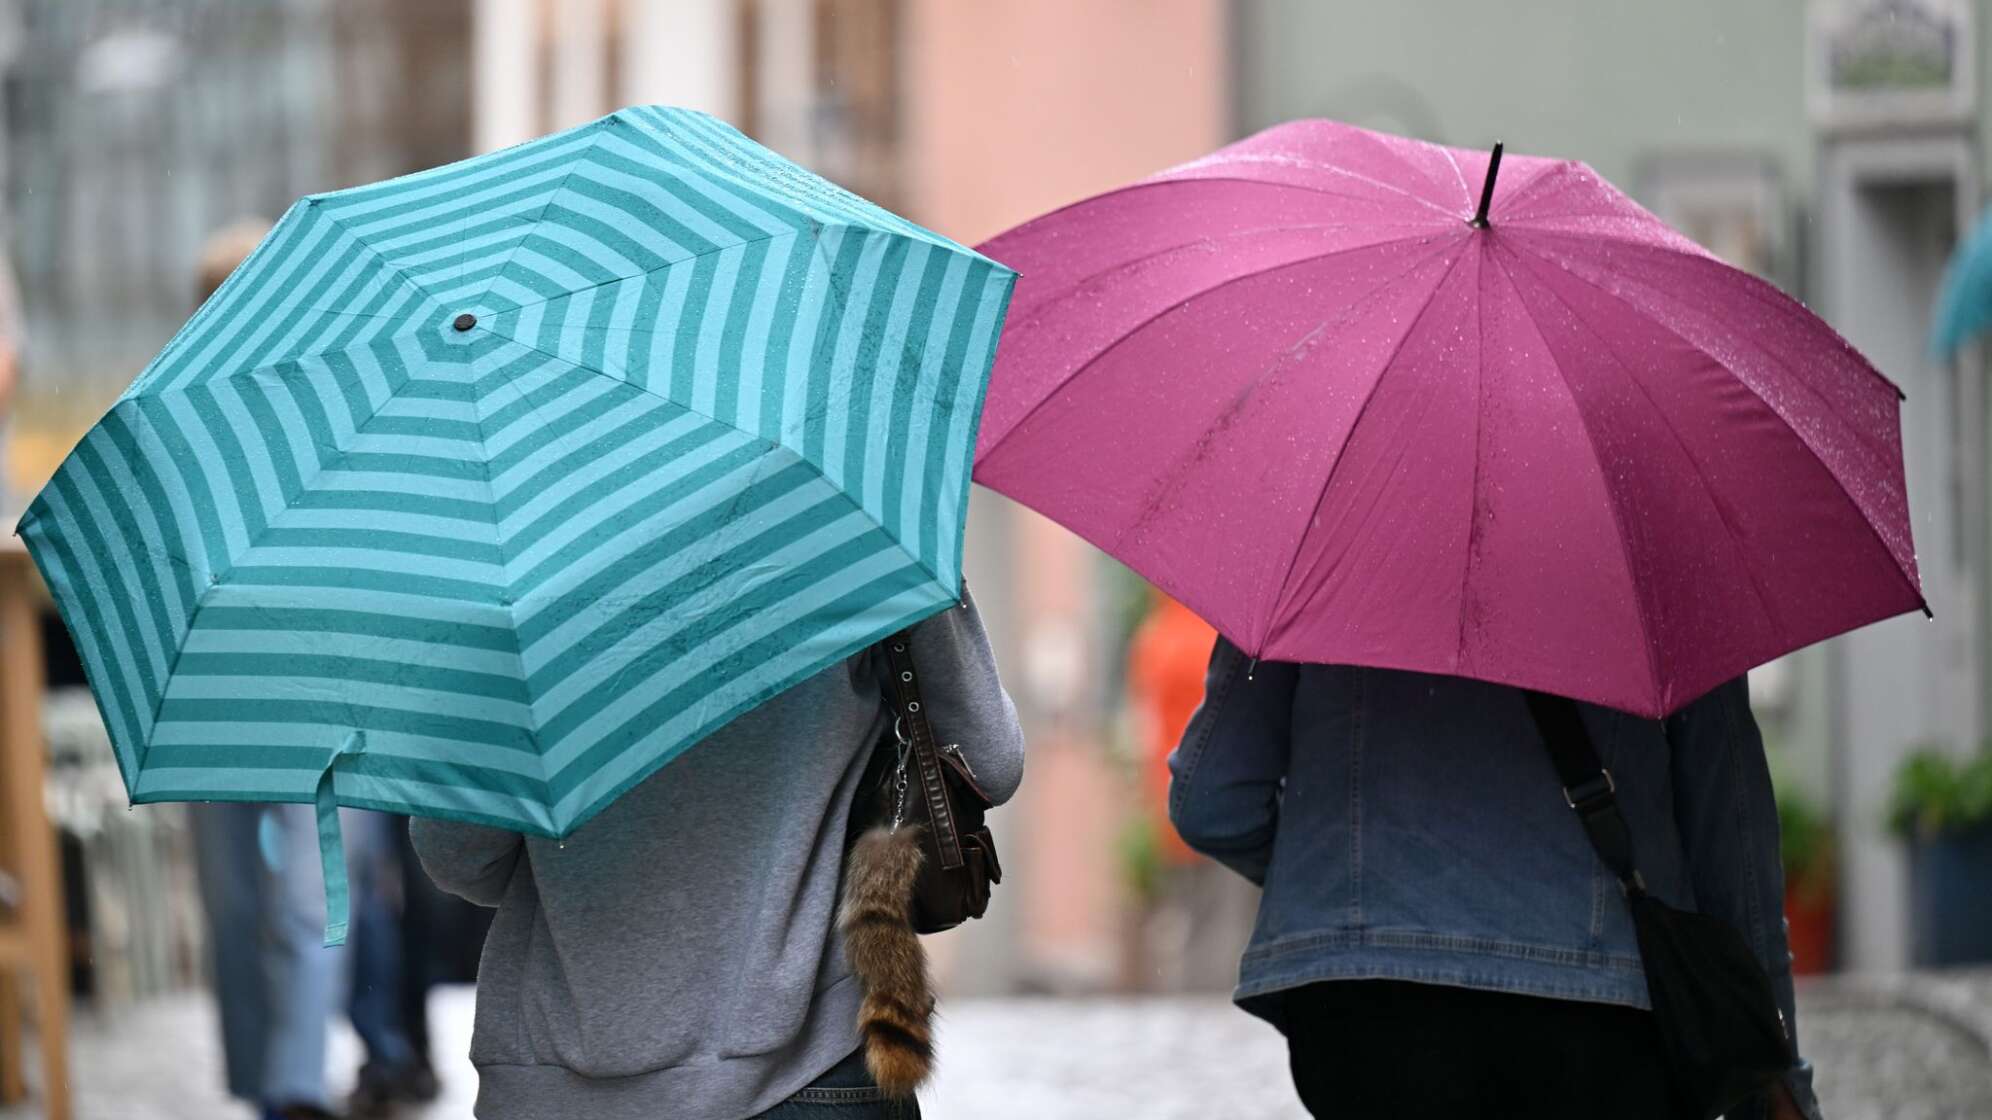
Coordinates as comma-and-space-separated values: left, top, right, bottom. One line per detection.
1816, 134, 1982, 972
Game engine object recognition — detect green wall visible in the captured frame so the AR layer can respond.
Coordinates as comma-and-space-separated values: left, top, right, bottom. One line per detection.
1235, 1, 1815, 201
1239, 1, 1992, 213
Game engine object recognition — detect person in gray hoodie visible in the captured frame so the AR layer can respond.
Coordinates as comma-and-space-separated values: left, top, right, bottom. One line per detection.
412, 594, 1024, 1120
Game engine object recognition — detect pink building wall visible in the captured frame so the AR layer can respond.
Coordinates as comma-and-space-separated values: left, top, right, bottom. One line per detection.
905, 0, 1229, 245
902, 0, 1229, 987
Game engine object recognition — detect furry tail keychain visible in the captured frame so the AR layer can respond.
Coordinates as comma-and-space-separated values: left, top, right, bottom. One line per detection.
838, 823, 935, 1097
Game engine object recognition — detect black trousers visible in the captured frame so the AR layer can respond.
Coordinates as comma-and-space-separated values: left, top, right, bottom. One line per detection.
1283, 980, 1682, 1119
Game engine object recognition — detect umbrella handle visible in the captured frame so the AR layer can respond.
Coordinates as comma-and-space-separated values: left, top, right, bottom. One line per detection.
1471, 141, 1505, 229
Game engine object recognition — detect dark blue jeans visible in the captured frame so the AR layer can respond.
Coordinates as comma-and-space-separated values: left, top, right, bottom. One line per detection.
347, 814, 415, 1074
751, 1049, 920, 1119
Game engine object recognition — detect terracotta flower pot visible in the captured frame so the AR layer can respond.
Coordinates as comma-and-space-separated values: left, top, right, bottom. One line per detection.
1784, 882, 1835, 975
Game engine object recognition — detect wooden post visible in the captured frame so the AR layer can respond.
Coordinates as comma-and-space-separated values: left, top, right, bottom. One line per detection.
0, 545, 67, 1119
0, 969, 21, 1103
0, 738, 22, 1104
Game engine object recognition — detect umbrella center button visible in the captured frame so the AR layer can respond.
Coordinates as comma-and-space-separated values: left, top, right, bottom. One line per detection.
452, 313, 477, 332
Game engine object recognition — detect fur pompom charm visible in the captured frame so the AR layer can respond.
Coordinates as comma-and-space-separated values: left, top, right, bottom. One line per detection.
839, 824, 934, 1097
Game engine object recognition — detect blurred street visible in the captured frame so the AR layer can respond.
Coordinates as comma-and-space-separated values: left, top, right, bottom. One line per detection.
4, 975, 1991, 1120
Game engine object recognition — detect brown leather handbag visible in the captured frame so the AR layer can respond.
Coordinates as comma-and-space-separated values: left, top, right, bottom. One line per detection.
844, 629, 1002, 933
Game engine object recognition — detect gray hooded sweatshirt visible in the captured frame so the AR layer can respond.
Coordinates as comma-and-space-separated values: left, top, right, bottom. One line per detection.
411, 595, 1023, 1120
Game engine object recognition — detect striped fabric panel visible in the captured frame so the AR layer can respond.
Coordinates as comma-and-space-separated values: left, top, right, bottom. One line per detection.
23, 106, 1014, 837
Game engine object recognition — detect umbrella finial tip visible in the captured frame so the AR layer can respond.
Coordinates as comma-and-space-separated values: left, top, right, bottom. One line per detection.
1472, 141, 1506, 229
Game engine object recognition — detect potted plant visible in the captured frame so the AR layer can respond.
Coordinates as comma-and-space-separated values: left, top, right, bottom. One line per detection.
1776, 786, 1836, 974
1888, 747, 1992, 967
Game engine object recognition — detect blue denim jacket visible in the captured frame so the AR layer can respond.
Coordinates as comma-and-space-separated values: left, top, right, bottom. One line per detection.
1169, 639, 1820, 1118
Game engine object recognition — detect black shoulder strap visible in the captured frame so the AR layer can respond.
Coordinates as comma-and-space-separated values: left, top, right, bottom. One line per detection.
882, 631, 966, 870
1523, 690, 1647, 897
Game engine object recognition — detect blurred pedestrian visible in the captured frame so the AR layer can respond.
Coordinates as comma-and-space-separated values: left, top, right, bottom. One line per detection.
190, 800, 350, 1120
1126, 589, 1253, 991
343, 813, 430, 1117
388, 815, 492, 1092
186, 218, 351, 1120
412, 598, 1025, 1120
1169, 643, 1819, 1120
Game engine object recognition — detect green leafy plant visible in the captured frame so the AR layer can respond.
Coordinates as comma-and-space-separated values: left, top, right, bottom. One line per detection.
1115, 813, 1166, 906
1776, 787, 1835, 904
1887, 747, 1992, 840
1768, 752, 1835, 903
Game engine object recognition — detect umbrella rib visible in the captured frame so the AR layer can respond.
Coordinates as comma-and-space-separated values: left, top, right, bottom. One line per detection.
1110, 239, 1472, 558
136, 213, 442, 402
297, 200, 455, 308
463, 332, 549, 805
127, 356, 523, 778
1477, 161, 1588, 224
1259, 244, 1474, 648
1453, 247, 1488, 676
119, 403, 246, 778
503, 222, 984, 607
1002, 220, 1440, 323
1508, 236, 1926, 607
288, 304, 432, 323
477, 328, 773, 456
1485, 248, 1667, 707
985, 177, 1450, 249
795, 221, 969, 591
615, 107, 965, 259
488, 226, 805, 317
1436, 145, 1474, 213
1514, 228, 1909, 407
1164, 156, 1463, 219
977, 230, 1448, 464
1504, 243, 1793, 650
474, 120, 614, 312
474, 323, 953, 591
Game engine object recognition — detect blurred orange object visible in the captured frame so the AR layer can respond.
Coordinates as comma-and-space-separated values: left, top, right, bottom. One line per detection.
1785, 884, 1835, 976
1128, 592, 1218, 864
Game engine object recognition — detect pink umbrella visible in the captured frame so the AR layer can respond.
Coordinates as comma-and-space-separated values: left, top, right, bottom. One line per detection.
974, 120, 1924, 718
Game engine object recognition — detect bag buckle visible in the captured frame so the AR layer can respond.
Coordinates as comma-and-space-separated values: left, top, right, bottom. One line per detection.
1562, 769, 1616, 815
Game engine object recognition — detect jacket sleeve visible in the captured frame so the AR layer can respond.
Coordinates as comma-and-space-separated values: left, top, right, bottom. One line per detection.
409, 817, 525, 908
905, 587, 1027, 806
1667, 677, 1822, 1120
1167, 636, 1297, 885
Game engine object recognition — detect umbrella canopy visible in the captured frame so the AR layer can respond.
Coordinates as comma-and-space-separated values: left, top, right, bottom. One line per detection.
23, 106, 1013, 938
1932, 202, 1992, 357
975, 120, 1922, 719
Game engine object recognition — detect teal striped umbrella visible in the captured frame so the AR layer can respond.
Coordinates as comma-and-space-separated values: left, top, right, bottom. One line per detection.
20, 106, 1014, 942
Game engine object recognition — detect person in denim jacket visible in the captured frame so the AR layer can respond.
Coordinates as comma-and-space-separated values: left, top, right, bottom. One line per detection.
1169, 638, 1821, 1119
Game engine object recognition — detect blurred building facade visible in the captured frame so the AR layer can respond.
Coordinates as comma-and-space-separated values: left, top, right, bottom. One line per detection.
2, 0, 474, 494
0, 0, 478, 1008
1238, 0, 1990, 974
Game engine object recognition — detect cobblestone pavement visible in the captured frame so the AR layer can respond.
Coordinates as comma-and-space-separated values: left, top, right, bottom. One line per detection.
4, 974, 1989, 1118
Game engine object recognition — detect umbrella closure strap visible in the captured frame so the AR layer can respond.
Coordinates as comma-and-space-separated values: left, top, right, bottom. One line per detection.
313, 730, 364, 946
